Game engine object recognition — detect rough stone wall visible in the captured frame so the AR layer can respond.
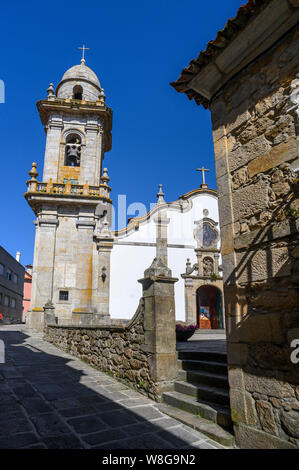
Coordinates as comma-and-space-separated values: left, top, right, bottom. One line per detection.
211, 27, 299, 448
44, 299, 161, 401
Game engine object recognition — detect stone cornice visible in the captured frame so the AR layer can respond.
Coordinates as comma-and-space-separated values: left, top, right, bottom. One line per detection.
195, 247, 220, 254
76, 220, 96, 229
25, 192, 111, 204
113, 187, 217, 238
181, 274, 223, 281
38, 218, 59, 227
178, 188, 217, 199
138, 275, 179, 290
37, 99, 112, 152
37, 99, 112, 123
25, 192, 110, 216
171, 0, 299, 107
95, 233, 114, 250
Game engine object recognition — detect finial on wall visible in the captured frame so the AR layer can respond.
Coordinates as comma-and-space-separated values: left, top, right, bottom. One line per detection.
47, 83, 55, 99
157, 184, 165, 205
101, 168, 110, 185
29, 162, 38, 180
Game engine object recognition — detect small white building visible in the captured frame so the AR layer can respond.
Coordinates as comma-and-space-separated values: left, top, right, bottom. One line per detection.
110, 185, 224, 328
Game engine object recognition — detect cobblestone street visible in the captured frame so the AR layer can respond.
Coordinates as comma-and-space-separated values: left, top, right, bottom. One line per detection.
0, 325, 223, 449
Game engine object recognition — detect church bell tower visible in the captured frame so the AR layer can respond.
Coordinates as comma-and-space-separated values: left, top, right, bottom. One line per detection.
25, 54, 114, 325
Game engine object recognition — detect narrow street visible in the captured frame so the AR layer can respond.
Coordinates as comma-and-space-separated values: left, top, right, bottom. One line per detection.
0, 325, 223, 449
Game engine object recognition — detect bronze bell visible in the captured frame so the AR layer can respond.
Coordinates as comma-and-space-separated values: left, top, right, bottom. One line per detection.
68, 146, 79, 158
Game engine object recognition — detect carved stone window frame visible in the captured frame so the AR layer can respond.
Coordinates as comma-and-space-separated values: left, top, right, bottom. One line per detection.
61, 129, 86, 168
193, 217, 220, 249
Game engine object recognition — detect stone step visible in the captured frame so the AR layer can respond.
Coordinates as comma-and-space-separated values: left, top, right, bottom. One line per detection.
174, 380, 230, 406
158, 403, 234, 447
178, 350, 227, 363
178, 369, 229, 389
162, 390, 232, 428
178, 358, 228, 375
194, 329, 226, 335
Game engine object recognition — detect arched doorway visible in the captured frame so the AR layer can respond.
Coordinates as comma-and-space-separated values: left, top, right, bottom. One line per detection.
196, 285, 223, 329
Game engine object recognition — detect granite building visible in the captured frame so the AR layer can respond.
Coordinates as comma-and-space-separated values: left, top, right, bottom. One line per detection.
22, 264, 32, 322
0, 246, 25, 324
25, 57, 114, 327
172, 0, 299, 449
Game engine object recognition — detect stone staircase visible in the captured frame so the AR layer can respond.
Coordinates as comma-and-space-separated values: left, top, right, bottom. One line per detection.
194, 329, 226, 335
159, 349, 234, 447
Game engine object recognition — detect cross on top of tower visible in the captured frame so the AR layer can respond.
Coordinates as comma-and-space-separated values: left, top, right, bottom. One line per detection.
78, 44, 90, 65
196, 166, 210, 189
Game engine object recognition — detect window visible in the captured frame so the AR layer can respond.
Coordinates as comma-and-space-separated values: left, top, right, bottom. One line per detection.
65, 133, 81, 167
59, 290, 69, 301
6, 269, 12, 281
72, 85, 83, 100
4, 296, 9, 306
0, 264, 4, 275
11, 298, 16, 309
12, 273, 18, 284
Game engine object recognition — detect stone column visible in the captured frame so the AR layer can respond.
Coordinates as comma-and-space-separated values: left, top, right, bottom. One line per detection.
81, 121, 100, 186
42, 117, 63, 182
95, 234, 114, 317
28, 215, 58, 332
73, 216, 95, 313
184, 279, 196, 324
214, 253, 220, 275
154, 184, 169, 266
138, 257, 178, 397
195, 249, 203, 276
154, 214, 170, 266
43, 300, 56, 325
31, 215, 58, 309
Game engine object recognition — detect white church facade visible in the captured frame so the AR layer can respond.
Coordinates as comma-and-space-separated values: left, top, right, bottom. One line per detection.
110, 185, 224, 328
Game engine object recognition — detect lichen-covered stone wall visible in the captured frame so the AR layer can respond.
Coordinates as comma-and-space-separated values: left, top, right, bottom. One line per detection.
44, 299, 160, 401
211, 26, 299, 448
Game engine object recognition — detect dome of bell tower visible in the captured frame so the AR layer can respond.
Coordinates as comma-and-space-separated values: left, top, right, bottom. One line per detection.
56, 60, 104, 102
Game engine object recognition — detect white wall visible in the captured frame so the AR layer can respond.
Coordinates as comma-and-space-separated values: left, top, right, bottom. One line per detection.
109, 244, 155, 318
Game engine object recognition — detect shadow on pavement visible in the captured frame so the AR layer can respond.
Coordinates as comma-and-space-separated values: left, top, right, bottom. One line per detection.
0, 328, 211, 449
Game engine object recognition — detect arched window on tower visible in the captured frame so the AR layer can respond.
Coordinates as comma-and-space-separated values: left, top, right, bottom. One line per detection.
65, 133, 81, 167
72, 85, 83, 100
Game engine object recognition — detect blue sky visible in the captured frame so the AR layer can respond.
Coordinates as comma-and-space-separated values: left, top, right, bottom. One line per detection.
0, 0, 242, 266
